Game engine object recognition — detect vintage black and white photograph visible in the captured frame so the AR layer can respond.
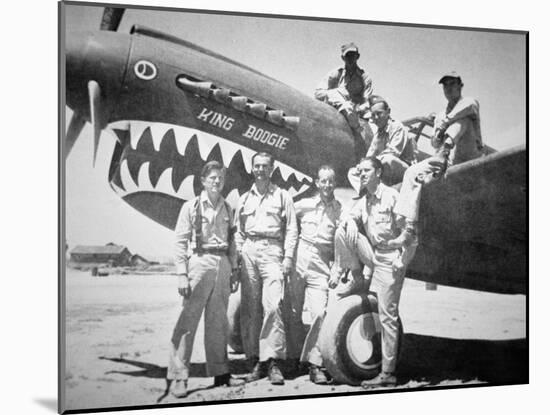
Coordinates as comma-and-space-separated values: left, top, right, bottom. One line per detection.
60, 1, 527, 413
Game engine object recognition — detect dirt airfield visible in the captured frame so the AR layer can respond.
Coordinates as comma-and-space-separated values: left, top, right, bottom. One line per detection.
63, 268, 526, 412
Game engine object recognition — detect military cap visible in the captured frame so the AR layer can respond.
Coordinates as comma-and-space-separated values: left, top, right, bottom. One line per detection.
341, 42, 359, 56
438, 71, 463, 84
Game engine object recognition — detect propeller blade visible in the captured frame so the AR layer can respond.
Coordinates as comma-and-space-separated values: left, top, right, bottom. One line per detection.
100, 7, 125, 31
65, 111, 86, 159
88, 80, 104, 166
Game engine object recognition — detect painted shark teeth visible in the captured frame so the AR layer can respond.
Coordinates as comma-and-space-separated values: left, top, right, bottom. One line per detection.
120, 159, 139, 193
137, 162, 154, 191
107, 120, 313, 200
149, 124, 171, 151
241, 149, 253, 173
174, 126, 193, 155
219, 140, 245, 167
273, 161, 309, 183
154, 167, 175, 196
195, 131, 218, 160
109, 181, 126, 196
287, 183, 311, 197
225, 188, 241, 206
129, 121, 150, 150
176, 175, 196, 201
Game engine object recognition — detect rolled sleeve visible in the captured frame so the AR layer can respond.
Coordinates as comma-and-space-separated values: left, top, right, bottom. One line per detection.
445, 97, 479, 124
314, 68, 340, 102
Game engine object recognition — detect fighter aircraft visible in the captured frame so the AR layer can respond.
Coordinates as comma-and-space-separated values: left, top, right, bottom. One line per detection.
63, 7, 526, 385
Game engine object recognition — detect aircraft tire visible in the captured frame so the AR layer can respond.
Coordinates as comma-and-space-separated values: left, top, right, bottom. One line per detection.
319, 293, 403, 385
227, 289, 244, 354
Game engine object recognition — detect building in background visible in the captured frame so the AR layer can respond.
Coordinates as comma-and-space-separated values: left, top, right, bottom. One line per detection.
69, 244, 132, 266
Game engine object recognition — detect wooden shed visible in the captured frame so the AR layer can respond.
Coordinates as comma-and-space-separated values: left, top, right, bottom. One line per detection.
69, 244, 132, 266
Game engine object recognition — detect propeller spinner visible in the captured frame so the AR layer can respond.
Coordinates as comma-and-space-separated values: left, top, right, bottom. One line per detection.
64, 7, 126, 163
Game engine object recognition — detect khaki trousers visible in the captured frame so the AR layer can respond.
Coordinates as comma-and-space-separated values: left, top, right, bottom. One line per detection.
333, 227, 405, 373
167, 254, 231, 380
240, 239, 286, 362
394, 117, 482, 222
286, 240, 332, 366
393, 158, 434, 223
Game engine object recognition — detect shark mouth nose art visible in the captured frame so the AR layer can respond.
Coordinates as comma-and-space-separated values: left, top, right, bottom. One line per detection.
107, 121, 314, 202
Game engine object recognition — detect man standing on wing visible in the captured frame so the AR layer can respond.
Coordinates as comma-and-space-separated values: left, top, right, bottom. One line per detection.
286, 165, 342, 384
329, 157, 417, 388
234, 152, 298, 385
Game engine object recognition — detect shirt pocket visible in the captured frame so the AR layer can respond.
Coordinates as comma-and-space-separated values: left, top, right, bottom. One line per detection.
240, 207, 256, 229
265, 206, 281, 216
241, 206, 256, 216
262, 204, 283, 231
194, 216, 210, 241
189, 212, 206, 229
300, 217, 317, 236
213, 214, 230, 239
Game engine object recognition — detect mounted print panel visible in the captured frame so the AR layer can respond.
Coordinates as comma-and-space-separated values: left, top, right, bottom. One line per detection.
59, 1, 527, 413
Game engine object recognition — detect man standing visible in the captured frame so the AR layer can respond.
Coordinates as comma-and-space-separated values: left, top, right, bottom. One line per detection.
234, 152, 298, 385
315, 42, 374, 158
366, 95, 417, 185
168, 161, 244, 399
286, 165, 342, 384
329, 157, 417, 388
394, 71, 483, 226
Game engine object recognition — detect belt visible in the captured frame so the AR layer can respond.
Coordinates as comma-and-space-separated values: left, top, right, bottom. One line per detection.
299, 238, 333, 251
245, 234, 282, 242
368, 237, 399, 253
193, 247, 228, 255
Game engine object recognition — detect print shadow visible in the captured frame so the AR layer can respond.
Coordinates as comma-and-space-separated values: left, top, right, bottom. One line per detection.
99, 355, 250, 379
99, 355, 251, 402
34, 398, 57, 412
397, 333, 528, 386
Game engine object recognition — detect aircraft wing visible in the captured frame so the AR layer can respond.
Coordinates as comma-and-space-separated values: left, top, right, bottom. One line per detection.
407, 144, 527, 294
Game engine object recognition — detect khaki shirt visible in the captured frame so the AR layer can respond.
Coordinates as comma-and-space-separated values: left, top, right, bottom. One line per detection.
295, 195, 342, 249
314, 65, 373, 105
367, 118, 417, 165
433, 96, 483, 165
234, 183, 298, 260
174, 191, 237, 274
347, 183, 400, 247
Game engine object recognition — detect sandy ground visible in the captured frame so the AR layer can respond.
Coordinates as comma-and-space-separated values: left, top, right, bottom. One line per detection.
62, 269, 527, 412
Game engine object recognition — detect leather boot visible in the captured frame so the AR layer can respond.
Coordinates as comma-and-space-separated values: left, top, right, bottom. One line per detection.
214, 373, 245, 387
361, 371, 397, 388
309, 365, 328, 385
267, 359, 285, 385
245, 358, 264, 383
171, 379, 188, 398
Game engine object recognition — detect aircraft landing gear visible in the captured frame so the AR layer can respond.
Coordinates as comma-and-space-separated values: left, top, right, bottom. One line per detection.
318, 293, 403, 385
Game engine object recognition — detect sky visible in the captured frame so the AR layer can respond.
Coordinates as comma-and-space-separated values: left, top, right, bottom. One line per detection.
64, 2, 526, 259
